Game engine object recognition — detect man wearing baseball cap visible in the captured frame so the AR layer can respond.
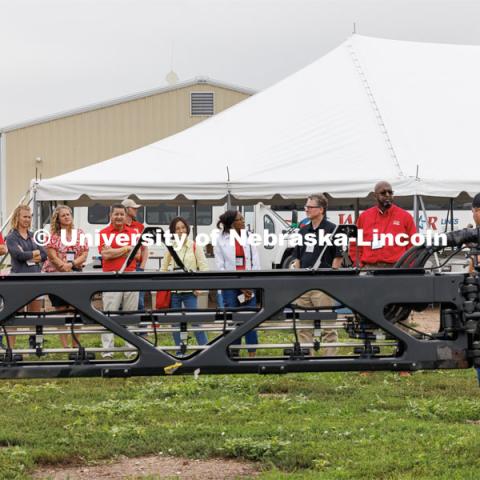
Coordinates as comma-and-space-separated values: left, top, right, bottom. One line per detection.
121, 199, 148, 311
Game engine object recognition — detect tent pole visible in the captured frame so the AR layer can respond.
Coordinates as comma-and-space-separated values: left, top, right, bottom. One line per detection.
413, 194, 419, 229
449, 198, 454, 232
226, 165, 232, 210
419, 195, 440, 269
444, 205, 450, 233
354, 199, 360, 222
32, 181, 39, 230
193, 200, 198, 240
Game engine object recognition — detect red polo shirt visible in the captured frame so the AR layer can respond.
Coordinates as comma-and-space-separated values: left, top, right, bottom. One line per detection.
128, 220, 144, 234
350, 204, 417, 266
98, 224, 138, 272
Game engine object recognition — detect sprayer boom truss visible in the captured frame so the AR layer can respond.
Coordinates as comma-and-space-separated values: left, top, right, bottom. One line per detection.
0, 266, 478, 379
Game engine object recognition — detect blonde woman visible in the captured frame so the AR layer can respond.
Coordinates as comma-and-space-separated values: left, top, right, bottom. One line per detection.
6, 205, 46, 274
160, 216, 208, 348
42, 205, 89, 349
5, 205, 47, 352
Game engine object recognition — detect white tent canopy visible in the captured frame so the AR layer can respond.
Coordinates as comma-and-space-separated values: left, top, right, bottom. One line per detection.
36, 35, 480, 203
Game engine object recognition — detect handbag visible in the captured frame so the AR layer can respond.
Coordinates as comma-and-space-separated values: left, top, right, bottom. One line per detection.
155, 242, 198, 309
155, 290, 171, 309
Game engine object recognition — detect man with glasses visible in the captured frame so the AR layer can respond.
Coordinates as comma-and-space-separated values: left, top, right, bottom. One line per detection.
350, 181, 416, 269
292, 194, 343, 356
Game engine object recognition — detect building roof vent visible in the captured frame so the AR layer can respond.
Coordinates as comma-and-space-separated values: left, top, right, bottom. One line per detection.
191, 92, 214, 116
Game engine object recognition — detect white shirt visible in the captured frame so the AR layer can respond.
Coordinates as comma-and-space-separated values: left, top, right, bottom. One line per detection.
214, 232, 261, 271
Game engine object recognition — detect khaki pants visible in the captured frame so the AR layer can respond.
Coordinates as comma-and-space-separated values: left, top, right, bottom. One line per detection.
295, 290, 337, 356
102, 291, 139, 357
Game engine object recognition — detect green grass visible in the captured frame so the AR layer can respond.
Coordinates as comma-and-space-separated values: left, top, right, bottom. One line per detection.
0, 369, 479, 479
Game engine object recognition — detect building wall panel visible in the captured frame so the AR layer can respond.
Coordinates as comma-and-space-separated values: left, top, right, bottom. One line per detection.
4, 84, 250, 213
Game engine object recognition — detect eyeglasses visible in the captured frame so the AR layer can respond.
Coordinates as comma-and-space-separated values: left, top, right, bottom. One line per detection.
378, 190, 394, 196
304, 205, 321, 210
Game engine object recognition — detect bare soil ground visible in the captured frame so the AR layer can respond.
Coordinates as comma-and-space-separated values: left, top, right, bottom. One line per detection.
33, 455, 259, 479
409, 306, 440, 333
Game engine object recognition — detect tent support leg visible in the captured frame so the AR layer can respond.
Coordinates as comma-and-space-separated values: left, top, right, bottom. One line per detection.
193, 200, 198, 239
413, 194, 419, 229
418, 195, 440, 269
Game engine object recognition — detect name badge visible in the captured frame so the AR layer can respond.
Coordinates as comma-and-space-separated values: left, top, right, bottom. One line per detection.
66, 251, 75, 262
305, 244, 315, 253
371, 238, 384, 250
236, 256, 245, 267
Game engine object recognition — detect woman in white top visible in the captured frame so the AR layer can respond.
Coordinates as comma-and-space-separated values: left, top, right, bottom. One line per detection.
215, 210, 260, 356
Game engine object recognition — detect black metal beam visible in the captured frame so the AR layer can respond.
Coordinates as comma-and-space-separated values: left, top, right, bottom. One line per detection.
0, 268, 476, 379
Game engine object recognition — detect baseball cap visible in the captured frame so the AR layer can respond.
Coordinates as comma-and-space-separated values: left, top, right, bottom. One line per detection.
472, 193, 480, 209
121, 199, 142, 208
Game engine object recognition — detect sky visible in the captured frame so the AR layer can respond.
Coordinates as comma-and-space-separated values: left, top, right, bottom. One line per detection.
2, 0, 480, 127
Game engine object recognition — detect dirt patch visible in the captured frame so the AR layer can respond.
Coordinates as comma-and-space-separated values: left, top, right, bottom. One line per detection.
33, 455, 259, 479
409, 307, 440, 334
466, 420, 480, 425
258, 393, 288, 399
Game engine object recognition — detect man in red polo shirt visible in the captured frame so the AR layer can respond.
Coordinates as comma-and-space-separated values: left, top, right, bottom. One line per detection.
351, 181, 416, 268
351, 181, 416, 377
99, 204, 140, 358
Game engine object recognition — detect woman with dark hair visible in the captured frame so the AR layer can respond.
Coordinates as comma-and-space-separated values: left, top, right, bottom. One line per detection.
215, 210, 260, 357
216, 210, 238, 233
160, 216, 209, 349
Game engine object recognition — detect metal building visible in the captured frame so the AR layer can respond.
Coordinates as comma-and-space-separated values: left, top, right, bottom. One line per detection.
0, 77, 254, 223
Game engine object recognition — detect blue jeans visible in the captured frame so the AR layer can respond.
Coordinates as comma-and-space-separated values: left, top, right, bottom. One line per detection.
477, 368, 480, 386
171, 292, 208, 347
216, 290, 224, 309
222, 289, 258, 352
